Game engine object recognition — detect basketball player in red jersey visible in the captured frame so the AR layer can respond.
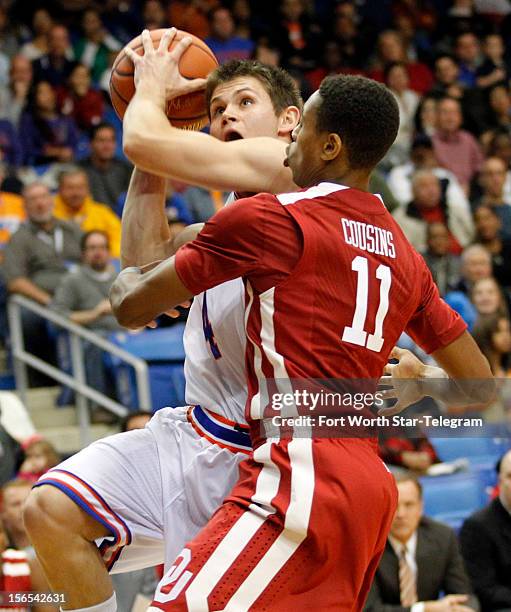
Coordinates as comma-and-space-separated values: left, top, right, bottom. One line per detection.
111, 75, 493, 610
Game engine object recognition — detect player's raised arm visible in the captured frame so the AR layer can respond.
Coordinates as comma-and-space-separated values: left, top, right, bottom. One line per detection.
122, 29, 299, 195
120, 168, 205, 268
121, 168, 169, 268
124, 121, 293, 194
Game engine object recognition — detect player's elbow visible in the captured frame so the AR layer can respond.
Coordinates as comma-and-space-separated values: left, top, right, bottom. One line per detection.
123, 128, 148, 166
109, 286, 141, 329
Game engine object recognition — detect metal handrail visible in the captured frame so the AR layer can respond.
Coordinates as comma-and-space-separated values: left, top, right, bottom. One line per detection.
7, 294, 152, 447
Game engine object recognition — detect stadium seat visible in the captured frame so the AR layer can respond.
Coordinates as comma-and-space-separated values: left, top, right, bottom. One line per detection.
431, 432, 510, 463
420, 473, 487, 521
107, 324, 186, 411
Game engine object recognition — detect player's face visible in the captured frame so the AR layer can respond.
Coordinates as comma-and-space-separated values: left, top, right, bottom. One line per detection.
390, 481, 423, 544
209, 77, 282, 141
285, 91, 325, 188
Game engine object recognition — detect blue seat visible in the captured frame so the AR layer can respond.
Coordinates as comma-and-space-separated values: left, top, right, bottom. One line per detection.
108, 324, 185, 362
107, 325, 186, 411
432, 511, 468, 533
420, 473, 487, 519
431, 434, 508, 463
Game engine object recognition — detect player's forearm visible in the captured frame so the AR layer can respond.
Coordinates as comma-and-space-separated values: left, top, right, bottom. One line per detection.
418, 364, 495, 410
430, 332, 495, 409
121, 168, 172, 268
123, 94, 172, 175
110, 261, 192, 329
123, 93, 295, 193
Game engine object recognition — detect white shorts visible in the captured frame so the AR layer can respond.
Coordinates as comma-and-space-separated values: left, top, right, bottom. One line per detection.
34, 406, 251, 574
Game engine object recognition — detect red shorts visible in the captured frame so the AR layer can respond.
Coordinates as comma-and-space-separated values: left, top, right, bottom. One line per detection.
150, 438, 397, 611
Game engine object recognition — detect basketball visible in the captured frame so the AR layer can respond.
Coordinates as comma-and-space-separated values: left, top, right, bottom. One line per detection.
109, 28, 218, 129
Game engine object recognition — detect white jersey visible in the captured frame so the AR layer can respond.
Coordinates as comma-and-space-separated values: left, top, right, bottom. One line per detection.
183, 194, 247, 423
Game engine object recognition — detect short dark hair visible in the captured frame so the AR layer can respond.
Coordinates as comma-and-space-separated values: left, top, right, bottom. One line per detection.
434, 53, 458, 66
411, 133, 433, 150
58, 165, 88, 186
80, 230, 109, 252
205, 59, 303, 119
394, 471, 423, 498
91, 122, 115, 140
316, 75, 399, 169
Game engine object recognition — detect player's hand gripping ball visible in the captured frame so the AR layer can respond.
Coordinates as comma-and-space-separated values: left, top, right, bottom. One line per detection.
110, 28, 218, 130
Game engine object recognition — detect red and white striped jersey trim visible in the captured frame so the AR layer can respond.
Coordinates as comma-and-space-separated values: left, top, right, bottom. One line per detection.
181, 438, 315, 610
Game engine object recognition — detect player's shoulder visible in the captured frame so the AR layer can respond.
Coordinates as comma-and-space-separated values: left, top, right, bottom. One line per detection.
211, 191, 278, 229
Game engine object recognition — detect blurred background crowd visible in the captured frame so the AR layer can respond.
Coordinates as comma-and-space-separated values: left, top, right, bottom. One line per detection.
0, 0, 511, 610
0, 0, 511, 391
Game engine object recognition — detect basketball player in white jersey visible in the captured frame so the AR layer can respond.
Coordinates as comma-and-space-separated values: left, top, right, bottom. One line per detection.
23, 30, 302, 612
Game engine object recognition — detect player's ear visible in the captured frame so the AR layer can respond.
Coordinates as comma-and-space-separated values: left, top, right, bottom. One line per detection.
321, 133, 342, 161
278, 106, 301, 137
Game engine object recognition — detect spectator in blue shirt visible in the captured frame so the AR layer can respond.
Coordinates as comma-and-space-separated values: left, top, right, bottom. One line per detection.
0, 119, 22, 167
19, 80, 79, 166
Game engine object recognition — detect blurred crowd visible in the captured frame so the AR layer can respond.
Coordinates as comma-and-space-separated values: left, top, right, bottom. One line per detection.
0, 2, 510, 609
0, 401, 159, 611
0, 2, 508, 415
0, 0, 509, 400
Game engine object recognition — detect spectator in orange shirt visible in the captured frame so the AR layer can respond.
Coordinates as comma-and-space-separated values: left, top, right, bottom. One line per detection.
53, 167, 121, 258
0, 188, 24, 263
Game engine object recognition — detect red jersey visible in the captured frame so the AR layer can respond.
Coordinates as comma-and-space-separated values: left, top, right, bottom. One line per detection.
176, 182, 466, 441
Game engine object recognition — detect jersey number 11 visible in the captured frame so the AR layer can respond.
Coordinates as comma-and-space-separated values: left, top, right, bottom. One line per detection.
342, 255, 392, 353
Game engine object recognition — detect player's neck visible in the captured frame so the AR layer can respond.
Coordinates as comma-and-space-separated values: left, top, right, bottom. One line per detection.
314, 168, 370, 192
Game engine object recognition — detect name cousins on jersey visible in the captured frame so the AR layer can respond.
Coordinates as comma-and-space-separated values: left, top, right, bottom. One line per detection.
272, 414, 484, 429
341, 218, 396, 258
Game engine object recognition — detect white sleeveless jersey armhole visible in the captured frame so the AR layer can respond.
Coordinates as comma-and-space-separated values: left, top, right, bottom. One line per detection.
183, 192, 247, 422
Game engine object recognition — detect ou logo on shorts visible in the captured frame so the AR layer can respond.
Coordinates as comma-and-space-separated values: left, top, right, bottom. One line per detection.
154, 548, 193, 604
